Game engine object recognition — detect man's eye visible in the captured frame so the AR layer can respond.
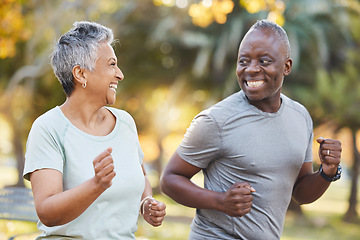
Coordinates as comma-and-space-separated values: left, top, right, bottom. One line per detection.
239, 59, 248, 64
261, 59, 270, 64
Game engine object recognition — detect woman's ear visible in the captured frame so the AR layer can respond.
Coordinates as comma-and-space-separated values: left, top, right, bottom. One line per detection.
283, 58, 292, 76
72, 65, 87, 86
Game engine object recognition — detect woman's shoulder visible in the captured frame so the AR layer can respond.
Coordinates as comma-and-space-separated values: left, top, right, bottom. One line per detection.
28, 106, 69, 143
105, 107, 137, 129
32, 106, 64, 128
106, 107, 133, 120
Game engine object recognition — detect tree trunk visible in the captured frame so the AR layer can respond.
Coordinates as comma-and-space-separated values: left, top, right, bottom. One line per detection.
14, 135, 25, 187
1, 102, 26, 188
343, 128, 359, 222
152, 137, 163, 195
11, 119, 25, 187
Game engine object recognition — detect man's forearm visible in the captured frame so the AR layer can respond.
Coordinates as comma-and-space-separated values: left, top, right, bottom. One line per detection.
292, 171, 331, 205
161, 174, 221, 210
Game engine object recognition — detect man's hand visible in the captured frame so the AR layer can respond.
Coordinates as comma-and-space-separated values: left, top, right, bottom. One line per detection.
92, 148, 116, 190
317, 137, 342, 177
217, 182, 255, 217
142, 197, 166, 227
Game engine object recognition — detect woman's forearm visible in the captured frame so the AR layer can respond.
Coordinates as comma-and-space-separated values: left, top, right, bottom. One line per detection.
35, 177, 106, 227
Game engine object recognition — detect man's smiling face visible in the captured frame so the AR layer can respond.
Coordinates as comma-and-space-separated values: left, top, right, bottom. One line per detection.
236, 28, 292, 112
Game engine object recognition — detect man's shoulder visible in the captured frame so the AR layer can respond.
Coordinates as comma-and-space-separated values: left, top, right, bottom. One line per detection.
282, 94, 307, 110
200, 91, 250, 123
281, 94, 312, 120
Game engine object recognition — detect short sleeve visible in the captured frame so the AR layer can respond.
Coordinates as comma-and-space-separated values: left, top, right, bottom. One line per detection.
177, 114, 221, 168
304, 114, 314, 163
23, 118, 64, 181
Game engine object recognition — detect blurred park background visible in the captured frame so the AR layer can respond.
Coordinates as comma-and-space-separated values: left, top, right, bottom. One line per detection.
1, 0, 360, 239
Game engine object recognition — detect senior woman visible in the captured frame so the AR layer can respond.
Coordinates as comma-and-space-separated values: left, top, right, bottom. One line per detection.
23, 21, 166, 239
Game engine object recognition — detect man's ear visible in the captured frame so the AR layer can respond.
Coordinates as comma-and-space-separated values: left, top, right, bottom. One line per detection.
72, 65, 87, 86
284, 58, 292, 76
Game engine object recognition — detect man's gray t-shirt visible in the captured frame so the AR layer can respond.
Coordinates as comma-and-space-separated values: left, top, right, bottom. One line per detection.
177, 91, 313, 240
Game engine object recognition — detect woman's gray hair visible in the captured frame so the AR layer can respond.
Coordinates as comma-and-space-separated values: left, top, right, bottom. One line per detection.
50, 21, 114, 96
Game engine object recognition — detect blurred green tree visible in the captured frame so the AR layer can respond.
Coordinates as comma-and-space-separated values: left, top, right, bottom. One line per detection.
0, 0, 140, 186
0, 0, 359, 224
293, 8, 360, 221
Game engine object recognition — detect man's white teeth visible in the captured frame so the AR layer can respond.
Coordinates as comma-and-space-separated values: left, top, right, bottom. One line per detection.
247, 80, 265, 88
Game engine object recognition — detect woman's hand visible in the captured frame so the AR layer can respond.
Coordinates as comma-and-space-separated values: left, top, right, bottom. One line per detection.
92, 148, 116, 190
141, 197, 166, 227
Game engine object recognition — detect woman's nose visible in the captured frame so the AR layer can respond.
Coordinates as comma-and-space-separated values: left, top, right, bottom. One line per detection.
115, 66, 124, 81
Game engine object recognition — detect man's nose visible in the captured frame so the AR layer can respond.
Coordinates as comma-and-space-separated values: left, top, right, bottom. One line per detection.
245, 60, 261, 73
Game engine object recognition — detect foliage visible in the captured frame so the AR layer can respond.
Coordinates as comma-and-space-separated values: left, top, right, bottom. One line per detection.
0, 0, 31, 59
289, 1, 360, 222
0, 0, 360, 228
296, 52, 360, 129
153, 0, 286, 27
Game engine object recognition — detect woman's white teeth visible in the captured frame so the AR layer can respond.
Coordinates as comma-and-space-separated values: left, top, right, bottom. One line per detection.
247, 80, 265, 88
109, 84, 117, 92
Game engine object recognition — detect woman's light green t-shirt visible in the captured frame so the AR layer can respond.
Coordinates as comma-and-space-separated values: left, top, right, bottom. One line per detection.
24, 106, 145, 239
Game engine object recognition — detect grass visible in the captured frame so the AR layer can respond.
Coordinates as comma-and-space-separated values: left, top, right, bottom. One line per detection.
282, 213, 360, 240
1, 167, 359, 240
281, 179, 360, 240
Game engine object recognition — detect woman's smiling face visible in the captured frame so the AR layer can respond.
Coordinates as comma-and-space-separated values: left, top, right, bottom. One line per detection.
85, 43, 124, 106
236, 28, 292, 112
